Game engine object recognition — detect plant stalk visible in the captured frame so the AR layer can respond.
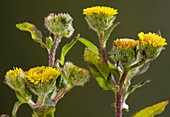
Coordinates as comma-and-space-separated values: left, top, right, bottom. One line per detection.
115, 70, 128, 117
99, 32, 108, 63
48, 36, 61, 67
115, 90, 123, 117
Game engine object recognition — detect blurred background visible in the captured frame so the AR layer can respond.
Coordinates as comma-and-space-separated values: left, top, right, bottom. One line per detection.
0, 0, 170, 116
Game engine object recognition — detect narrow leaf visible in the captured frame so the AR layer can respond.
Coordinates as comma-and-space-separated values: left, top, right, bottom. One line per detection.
128, 80, 151, 94
16, 22, 44, 44
84, 48, 110, 80
137, 62, 150, 75
103, 22, 120, 47
108, 61, 122, 77
78, 37, 99, 54
132, 100, 169, 117
46, 37, 53, 49
60, 36, 78, 65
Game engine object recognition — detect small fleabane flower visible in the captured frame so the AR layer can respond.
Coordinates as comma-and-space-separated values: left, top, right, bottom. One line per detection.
110, 39, 139, 65
83, 6, 118, 16
114, 39, 139, 49
83, 6, 118, 33
138, 32, 167, 60
138, 32, 167, 47
44, 13, 74, 38
25, 66, 60, 85
25, 66, 60, 95
6, 68, 24, 79
5, 67, 25, 91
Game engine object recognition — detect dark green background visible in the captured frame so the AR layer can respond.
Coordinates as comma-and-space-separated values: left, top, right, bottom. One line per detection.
0, 0, 170, 116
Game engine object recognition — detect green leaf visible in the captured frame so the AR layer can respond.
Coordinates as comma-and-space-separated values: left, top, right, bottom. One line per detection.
102, 22, 120, 47
78, 37, 99, 54
132, 100, 169, 117
96, 77, 112, 90
16, 22, 44, 45
128, 80, 151, 94
60, 36, 78, 65
56, 76, 67, 92
84, 48, 110, 80
46, 37, 53, 49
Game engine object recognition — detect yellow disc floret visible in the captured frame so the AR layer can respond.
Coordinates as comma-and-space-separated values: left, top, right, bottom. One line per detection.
138, 32, 167, 47
25, 66, 60, 85
83, 6, 118, 16
114, 39, 139, 49
6, 67, 24, 79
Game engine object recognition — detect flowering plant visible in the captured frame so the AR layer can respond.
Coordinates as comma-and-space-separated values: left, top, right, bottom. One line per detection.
82, 6, 168, 117
2, 5, 169, 117
4, 13, 90, 117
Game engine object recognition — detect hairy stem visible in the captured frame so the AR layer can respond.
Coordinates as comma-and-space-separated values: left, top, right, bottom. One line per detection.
99, 32, 107, 63
115, 70, 128, 117
12, 101, 22, 117
48, 36, 61, 67
53, 87, 68, 103
115, 91, 123, 117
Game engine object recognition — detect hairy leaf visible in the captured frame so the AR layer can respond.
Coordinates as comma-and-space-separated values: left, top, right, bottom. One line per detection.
96, 77, 112, 90
84, 48, 110, 80
46, 37, 53, 49
16, 22, 43, 43
132, 100, 169, 117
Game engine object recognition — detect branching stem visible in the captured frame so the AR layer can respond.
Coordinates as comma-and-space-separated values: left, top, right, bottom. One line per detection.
115, 70, 128, 117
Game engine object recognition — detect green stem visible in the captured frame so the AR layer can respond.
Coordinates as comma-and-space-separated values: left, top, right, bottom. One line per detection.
35, 94, 46, 108
12, 101, 22, 117
32, 107, 56, 117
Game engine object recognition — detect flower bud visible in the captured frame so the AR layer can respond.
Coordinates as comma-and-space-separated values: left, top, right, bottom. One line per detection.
44, 13, 74, 38
138, 32, 167, 60
83, 6, 118, 33
5, 68, 26, 92
62, 62, 90, 86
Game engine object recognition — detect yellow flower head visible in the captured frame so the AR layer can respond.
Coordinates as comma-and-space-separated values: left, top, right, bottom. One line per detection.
83, 6, 118, 16
138, 32, 167, 47
25, 66, 60, 85
6, 67, 24, 79
114, 39, 139, 49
